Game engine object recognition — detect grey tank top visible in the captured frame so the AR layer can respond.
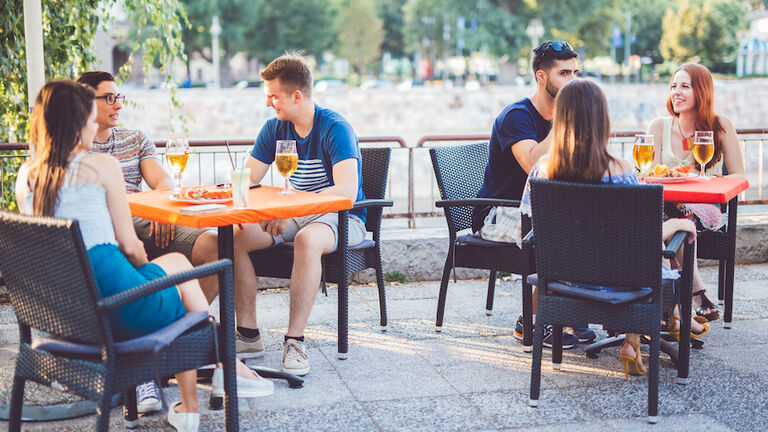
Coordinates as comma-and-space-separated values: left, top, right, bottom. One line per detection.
23, 152, 118, 249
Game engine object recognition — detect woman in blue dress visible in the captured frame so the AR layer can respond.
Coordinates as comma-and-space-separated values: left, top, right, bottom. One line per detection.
16, 81, 272, 432
520, 79, 708, 379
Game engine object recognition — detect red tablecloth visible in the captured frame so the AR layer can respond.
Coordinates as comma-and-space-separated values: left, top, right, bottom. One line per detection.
127, 185, 353, 228
660, 177, 749, 204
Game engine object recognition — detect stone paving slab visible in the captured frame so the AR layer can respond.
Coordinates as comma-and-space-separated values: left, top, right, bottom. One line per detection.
1, 263, 768, 431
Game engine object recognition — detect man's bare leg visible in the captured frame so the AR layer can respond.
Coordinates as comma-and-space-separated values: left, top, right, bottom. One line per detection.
286, 223, 335, 337
232, 223, 275, 329
190, 231, 221, 304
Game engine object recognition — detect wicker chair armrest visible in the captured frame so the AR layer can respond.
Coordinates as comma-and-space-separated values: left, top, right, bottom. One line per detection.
98, 259, 233, 311
352, 199, 394, 209
662, 231, 689, 259
522, 230, 535, 247
435, 198, 520, 209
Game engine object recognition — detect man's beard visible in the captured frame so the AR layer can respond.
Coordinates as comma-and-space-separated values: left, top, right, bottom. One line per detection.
546, 79, 559, 99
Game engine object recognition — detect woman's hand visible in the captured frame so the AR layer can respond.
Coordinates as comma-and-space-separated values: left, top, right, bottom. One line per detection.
663, 218, 697, 243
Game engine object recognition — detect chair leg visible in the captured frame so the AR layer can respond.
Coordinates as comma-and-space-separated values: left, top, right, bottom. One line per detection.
96, 391, 112, 432
375, 260, 388, 331
552, 325, 563, 370
717, 259, 725, 305
485, 270, 496, 316
338, 276, 349, 359
123, 387, 138, 429
435, 256, 453, 331
529, 321, 545, 407
647, 333, 661, 423
8, 375, 25, 432
521, 280, 534, 352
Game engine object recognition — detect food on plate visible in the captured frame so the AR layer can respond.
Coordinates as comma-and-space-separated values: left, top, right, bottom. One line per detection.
648, 164, 695, 178
182, 187, 233, 201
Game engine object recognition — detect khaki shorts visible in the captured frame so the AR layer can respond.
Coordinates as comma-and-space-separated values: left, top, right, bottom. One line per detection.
133, 216, 209, 260
273, 212, 366, 252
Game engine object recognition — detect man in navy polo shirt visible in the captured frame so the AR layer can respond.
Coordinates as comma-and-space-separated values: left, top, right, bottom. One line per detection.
472, 41, 591, 348
233, 53, 366, 376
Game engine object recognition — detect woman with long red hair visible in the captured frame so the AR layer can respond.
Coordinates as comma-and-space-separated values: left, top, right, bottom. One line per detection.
647, 63, 745, 322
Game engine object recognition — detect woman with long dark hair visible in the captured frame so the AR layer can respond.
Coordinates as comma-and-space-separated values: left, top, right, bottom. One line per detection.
16, 81, 272, 432
521, 79, 707, 379
647, 63, 745, 322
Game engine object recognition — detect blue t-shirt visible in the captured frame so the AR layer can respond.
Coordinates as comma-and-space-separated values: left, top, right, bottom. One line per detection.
472, 98, 551, 232
251, 105, 366, 222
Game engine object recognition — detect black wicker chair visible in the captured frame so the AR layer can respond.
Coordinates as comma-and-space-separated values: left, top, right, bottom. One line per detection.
429, 143, 534, 345
696, 164, 737, 327
526, 179, 694, 423
0, 211, 240, 431
249, 147, 393, 359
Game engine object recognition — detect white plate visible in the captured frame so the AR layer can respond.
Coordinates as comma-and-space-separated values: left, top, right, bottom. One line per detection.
169, 195, 232, 204
642, 173, 700, 183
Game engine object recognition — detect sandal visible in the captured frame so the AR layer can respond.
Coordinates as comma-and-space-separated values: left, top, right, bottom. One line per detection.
693, 290, 720, 322
618, 339, 647, 381
668, 310, 709, 341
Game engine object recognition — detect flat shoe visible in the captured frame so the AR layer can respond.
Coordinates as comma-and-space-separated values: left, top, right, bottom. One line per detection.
167, 402, 199, 432
237, 373, 274, 398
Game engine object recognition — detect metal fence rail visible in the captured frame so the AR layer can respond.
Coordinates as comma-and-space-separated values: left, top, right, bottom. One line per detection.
3, 130, 767, 224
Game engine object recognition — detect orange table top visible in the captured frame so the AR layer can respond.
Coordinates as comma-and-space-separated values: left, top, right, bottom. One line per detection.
127, 185, 353, 228
660, 177, 749, 204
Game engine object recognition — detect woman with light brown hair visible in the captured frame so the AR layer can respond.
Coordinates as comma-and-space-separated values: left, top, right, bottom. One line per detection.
647, 63, 745, 322
521, 78, 707, 379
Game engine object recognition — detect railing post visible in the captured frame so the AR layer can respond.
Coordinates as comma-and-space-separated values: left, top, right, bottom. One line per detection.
408, 146, 415, 228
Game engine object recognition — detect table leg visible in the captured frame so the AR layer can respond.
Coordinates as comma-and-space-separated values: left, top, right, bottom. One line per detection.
723, 197, 738, 328
215, 225, 239, 429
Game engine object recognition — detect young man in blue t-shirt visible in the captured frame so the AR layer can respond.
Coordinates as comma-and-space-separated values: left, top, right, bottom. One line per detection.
233, 53, 366, 376
473, 41, 591, 349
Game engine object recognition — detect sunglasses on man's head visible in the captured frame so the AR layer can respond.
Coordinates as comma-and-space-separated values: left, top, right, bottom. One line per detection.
535, 41, 574, 54
94, 93, 125, 105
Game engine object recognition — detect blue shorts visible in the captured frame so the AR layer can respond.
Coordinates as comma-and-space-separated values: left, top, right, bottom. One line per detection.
87, 244, 186, 341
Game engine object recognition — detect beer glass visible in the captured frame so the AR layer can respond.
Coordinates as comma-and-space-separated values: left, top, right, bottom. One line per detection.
632, 134, 654, 177
166, 137, 190, 197
275, 140, 298, 195
693, 131, 715, 180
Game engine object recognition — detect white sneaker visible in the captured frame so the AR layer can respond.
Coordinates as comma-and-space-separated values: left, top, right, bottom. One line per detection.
236, 373, 274, 398
166, 401, 199, 432
282, 338, 310, 376
136, 381, 161, 414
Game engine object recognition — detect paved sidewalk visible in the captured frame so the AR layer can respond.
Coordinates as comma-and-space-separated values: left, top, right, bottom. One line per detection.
1, 263, 767, 431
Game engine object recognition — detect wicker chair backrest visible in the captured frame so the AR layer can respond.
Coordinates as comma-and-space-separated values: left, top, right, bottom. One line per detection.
360, 147, 391, 233
0, 211, 108, 344
429, 142, 489, 232
529, 179, 663, 290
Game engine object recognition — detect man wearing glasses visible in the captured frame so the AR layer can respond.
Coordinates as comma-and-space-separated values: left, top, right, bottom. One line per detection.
470, 41, 588, 348
76, 71, 220, 414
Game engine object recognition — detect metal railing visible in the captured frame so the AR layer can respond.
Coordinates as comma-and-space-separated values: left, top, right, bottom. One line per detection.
3, 130, 767, 224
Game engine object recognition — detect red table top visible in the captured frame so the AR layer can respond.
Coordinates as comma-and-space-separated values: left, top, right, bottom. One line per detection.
127, 185, 353, 228
659, 177, 749, 204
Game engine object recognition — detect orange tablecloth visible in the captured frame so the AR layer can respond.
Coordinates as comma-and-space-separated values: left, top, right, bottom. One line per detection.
661, 177, 749, 204
127, 185, 353, 228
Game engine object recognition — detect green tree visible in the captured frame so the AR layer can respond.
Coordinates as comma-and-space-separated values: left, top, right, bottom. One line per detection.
248, 0, 336, 64
0, 0, 187, 211
626, 0, 673, 64
377, 0, 407, 57
660, 0, 747, 68
336, 0, 385, 74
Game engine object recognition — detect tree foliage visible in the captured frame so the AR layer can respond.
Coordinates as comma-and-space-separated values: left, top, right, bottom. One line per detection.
377, 0, 407, 57
660, 0, 747, 68
247, 0, 336, 64
336, 0, 385, 73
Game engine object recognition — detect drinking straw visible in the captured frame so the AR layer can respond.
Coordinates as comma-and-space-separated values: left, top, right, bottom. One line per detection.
224, 139, 236, 170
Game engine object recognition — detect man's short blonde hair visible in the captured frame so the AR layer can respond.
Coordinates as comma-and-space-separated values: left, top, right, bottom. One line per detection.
260, 52, 313, 96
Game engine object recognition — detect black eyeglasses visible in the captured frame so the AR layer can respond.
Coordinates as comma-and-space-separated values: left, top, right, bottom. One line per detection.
94, 93, 125, 105
535, 41, 574, 55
